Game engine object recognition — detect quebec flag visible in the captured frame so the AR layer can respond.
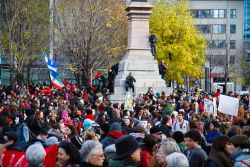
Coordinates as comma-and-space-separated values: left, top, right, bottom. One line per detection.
42, 51, 64, 90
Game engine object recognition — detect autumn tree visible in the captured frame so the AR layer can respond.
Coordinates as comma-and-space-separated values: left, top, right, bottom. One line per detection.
149, 0, 207, 84
0, 0, 50, 85
55, 0, 127, 86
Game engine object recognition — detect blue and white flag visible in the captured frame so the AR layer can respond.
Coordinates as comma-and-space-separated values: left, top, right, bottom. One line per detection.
42, 50, 57, 77
41, 51, 64, 90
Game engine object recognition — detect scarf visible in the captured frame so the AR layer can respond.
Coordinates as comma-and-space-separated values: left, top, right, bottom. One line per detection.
108, 131, 124, 139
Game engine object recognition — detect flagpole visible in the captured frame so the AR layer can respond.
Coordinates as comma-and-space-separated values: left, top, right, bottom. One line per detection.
49, 0, 55, 60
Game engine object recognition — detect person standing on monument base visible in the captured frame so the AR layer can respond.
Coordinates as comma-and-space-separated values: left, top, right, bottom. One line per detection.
158, 60, 168, 80
149, 33, 157, 58
125, 73, 136, 94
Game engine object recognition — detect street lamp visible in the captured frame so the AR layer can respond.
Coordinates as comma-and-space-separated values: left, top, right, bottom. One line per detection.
246, 51, 250, 110
205, 61, 210, 93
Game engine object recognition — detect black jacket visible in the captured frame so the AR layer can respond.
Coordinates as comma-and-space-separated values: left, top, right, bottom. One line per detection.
80, 161, 98, 167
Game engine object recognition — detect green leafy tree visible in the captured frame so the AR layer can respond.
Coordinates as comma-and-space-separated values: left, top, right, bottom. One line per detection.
0, 0, 49, 84
150, 0, 207, 84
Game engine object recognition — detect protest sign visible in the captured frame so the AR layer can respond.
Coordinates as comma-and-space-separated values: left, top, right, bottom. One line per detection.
124, 91, 133, 111
218, 95, 239, 116
204, 99, 214, 113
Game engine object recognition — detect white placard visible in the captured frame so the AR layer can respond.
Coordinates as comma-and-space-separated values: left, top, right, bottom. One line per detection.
218, 95, 239, 116
213, 98, 217, 117
124, 91, 134, 111
204, 99, 214, 113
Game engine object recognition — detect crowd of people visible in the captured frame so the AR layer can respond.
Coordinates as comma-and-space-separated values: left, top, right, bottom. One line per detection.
0, 78, 249, 167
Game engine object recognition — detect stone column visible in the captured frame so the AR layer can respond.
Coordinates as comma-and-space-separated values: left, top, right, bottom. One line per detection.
109, 1, 172, 103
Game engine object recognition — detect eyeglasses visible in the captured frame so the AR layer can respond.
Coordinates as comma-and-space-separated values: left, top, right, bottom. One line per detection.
92, 154, 105, 158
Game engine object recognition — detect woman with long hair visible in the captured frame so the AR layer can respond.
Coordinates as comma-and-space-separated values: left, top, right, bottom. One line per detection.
57, 141, 81, 167
31, 110, 48, 135
207, 135, 234, 167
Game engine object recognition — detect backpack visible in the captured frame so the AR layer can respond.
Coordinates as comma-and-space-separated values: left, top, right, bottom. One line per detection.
237, 160, 250, 167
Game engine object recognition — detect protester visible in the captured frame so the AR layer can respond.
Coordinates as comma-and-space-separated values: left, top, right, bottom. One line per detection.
125, 73, 136, 94
172, 110, 189, 134
57, 141, 81, 167
184, 130, 207, 167
16, 113, 29, 150
80, 140, 104, 167
26, 143, 46, 167
101, 122, 124, 149
206, 120, 221, 144
140, 134, 157, 167
231, 135, 250, 167
150, 126, 162, 143
206, 135, 234, 167
0, 72, 248, 167
165, 152, 189, 167
108, 135, 141, 167
172, 131, 186, 152
152, 138, 180, 167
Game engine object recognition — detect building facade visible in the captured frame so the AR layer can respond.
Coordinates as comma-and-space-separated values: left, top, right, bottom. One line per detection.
189, 0, 244, 92
244, 0, 250, 50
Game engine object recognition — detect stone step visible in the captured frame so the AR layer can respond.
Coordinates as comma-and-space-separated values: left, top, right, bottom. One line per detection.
109, 87, 173, 104
114, 79, 166, 87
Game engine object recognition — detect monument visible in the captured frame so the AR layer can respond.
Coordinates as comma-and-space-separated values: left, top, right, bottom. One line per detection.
109, 1, 172, 103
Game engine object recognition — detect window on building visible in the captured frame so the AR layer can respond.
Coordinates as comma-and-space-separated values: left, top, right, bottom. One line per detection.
229, 40, 236, 49
201, 9, 212, 18
229, 55, 236, 64
213, 9, 226, 18
197, 25, 211, 34
209, 40, 226, 49
212, 24, 226, 34
230, 9, 236, 18
211, 55, 225, 66
230, 24, 236, 34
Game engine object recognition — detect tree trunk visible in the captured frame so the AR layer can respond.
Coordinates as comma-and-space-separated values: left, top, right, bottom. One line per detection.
15, 72, 24, 85
26, 66, 31, 81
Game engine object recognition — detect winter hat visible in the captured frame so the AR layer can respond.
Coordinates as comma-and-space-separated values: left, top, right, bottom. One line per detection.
45, 136, 58, 146
114, 135, 140, 160
109, 122, 122, 132
150, 126, 162, 134
83, 119, 93, 131
62, 110, 69, 117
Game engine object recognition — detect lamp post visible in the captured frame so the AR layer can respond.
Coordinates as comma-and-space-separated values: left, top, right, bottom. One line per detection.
205, 61, 210, 93
246, 51, 250, 111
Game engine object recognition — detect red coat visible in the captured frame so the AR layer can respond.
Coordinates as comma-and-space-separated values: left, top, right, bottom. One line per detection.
140, 149, 153, 167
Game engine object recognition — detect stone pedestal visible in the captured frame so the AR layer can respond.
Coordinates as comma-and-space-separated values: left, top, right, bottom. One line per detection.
109, 2, 172, 103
